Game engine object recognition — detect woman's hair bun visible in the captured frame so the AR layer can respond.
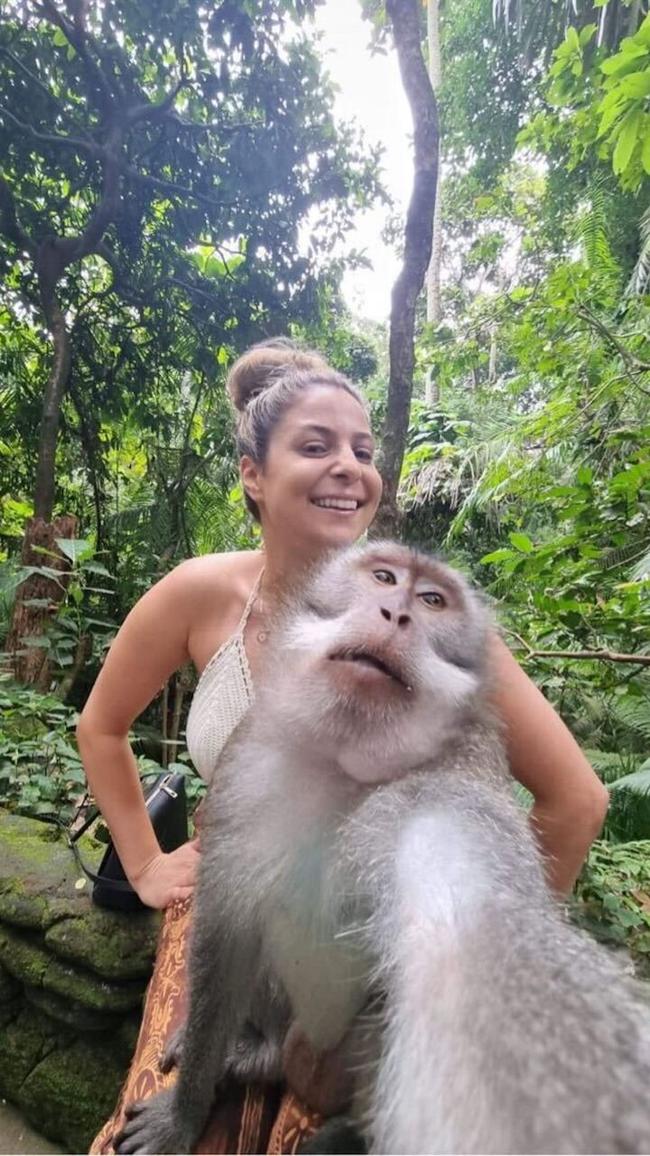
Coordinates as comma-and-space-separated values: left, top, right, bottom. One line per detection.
225, 337, 329, 413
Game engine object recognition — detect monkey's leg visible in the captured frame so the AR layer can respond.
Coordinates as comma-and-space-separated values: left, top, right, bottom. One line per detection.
116, 893, 261, 1155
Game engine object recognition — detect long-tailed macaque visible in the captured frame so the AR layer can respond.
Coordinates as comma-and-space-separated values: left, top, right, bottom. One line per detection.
116, 543, 650, 1155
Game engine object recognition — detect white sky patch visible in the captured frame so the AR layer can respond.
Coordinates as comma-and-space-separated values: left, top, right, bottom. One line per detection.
312, 0, 412, 322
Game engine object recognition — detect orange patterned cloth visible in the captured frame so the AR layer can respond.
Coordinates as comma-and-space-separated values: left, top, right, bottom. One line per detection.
90, 898, 322, 1155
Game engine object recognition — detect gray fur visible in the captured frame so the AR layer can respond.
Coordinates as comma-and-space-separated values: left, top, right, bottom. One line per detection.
115, 543, 650, 1155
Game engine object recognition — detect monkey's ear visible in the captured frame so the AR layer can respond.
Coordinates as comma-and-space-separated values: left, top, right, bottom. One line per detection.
240, 455, 263, 503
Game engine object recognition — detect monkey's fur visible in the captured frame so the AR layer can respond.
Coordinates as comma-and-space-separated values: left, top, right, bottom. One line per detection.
116, 543, 650, 1155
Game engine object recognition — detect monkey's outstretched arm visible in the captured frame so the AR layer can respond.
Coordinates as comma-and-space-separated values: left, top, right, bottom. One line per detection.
116, 874, 261, 1154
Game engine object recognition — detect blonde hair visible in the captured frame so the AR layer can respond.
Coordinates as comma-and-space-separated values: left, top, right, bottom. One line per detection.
226, 337, 368, 522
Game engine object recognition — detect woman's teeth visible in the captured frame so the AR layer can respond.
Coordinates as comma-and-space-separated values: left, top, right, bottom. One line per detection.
312, 498, 359, 510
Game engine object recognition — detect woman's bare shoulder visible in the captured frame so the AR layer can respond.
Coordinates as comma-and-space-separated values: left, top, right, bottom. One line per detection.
159, 551, 263, 630
169, 550, 263, 597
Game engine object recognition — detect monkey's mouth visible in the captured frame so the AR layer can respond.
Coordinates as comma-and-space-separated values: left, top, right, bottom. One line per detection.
328, 647, 409, 688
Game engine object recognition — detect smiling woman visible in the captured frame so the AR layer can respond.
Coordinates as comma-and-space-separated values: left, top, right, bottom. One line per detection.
82, 337, 385, 1154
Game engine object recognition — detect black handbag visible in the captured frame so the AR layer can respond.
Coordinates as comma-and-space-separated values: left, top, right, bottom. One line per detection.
67, 771, 189, 912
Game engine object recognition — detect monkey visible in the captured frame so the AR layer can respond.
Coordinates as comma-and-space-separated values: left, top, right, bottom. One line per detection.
115, 542, 650, 1155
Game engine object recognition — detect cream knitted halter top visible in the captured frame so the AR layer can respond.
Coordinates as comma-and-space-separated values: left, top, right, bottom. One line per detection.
185, 568, 264, 782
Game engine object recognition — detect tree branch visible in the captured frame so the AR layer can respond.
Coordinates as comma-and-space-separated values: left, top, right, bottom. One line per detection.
0, 175, 36, 255
576, 305, 650, 374
0, 46, 58, 105
38, 0, 116, 113
123, 164, 232, 210
127, 74, 189, 127
505, 630, 650, 667
0, 104, 102, 158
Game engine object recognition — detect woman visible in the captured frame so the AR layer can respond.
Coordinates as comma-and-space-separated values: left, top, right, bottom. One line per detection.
80, 339, 608, 1154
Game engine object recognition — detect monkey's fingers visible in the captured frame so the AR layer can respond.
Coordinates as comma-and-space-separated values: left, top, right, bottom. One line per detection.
160, 1027, 184, 1073
114, 1089, 191, 1155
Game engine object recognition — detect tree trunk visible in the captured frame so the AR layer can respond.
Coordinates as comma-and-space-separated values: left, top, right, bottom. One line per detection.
33, 290, 72, 521
425, 0, 442, 326
374, 0, 440, 537
5, 515, 77, 688
425, 0, 442, 409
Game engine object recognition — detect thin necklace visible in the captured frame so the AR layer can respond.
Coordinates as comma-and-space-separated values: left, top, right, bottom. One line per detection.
254, 575, 271, 644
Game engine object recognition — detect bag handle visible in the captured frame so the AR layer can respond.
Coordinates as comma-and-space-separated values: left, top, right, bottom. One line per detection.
38, 772, 182, 894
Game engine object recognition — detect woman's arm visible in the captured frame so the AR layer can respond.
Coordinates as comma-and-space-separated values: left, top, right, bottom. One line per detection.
76, 562, 204, 908
489, 633, 609, 896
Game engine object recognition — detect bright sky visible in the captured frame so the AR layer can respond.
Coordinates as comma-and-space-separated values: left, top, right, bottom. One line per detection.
313, 0, 412, 322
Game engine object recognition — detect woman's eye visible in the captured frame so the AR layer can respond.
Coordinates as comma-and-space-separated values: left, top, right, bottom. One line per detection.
303, 443, 327, 455
373, 569, 396, 585
355, 446, 374, 463
420, 591, 446, 609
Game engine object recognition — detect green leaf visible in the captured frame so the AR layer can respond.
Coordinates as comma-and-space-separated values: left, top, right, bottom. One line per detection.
508, 532, 534, 553
613, 109, 642, 174
480, 548, 516, 564
601, 45, 648, 76
642, 122, 650, 175
579, 24, 597, 47
55, 538, 93, 564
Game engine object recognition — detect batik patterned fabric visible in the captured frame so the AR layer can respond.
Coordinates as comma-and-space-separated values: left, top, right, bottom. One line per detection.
89, 897, 322, 1155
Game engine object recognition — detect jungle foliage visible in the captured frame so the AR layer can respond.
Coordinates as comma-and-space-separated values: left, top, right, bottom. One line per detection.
0, 1, 649, 934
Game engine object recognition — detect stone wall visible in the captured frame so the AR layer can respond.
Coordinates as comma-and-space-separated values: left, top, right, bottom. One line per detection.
0, 810, 160, 1153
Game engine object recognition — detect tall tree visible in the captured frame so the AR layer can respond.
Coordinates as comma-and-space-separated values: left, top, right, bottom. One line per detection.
0, 0, 380, 682
374, 0, 440, 534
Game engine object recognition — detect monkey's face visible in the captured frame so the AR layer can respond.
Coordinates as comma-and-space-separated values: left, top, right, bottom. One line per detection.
270, 543, 491, 782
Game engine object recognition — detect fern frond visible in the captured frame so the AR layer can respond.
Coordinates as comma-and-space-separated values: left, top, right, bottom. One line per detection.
607, 761, 650, 841
612, 696, 650, 742
582, 748, 642, 784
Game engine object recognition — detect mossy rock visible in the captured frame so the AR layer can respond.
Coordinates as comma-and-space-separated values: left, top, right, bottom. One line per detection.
25, 985, 124, 1033
0, 1004, 70, 1101
0, 809, 103, 930
0, 923, 146, 1012
0, 959, 20, 1004
44, 907, 159, 981
18, 1034, 127, 1154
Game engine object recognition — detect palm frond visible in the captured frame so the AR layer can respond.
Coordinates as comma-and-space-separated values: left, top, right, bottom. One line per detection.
630, 546, 650, 582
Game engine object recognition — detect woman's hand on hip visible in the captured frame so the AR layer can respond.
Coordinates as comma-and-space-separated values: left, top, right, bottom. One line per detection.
130, 839, 200, 909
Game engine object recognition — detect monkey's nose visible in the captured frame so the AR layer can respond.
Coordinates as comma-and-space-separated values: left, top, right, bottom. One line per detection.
380, 607, 411, 627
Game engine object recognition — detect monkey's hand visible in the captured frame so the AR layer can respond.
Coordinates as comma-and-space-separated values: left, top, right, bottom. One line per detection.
115, 1089, 197, 1155
160, 1026, 184, 1073
282, 1023, 352, 1117
130, 841, 200, 909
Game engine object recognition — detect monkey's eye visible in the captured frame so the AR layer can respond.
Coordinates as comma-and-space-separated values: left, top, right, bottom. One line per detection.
420, 591, 446, 609
373, 569, 396, 585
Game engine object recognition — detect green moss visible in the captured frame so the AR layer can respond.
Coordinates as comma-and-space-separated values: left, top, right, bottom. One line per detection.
0, 1004, 69, 1101
0, 888, 51, 930
25, 986, 124, 1032
18, 1033, 128, 1154
44, 908, 159, 981
0, 924, 145, 1011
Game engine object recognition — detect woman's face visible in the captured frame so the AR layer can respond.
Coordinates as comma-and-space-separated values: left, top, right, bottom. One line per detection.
241, 385, 382, 555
